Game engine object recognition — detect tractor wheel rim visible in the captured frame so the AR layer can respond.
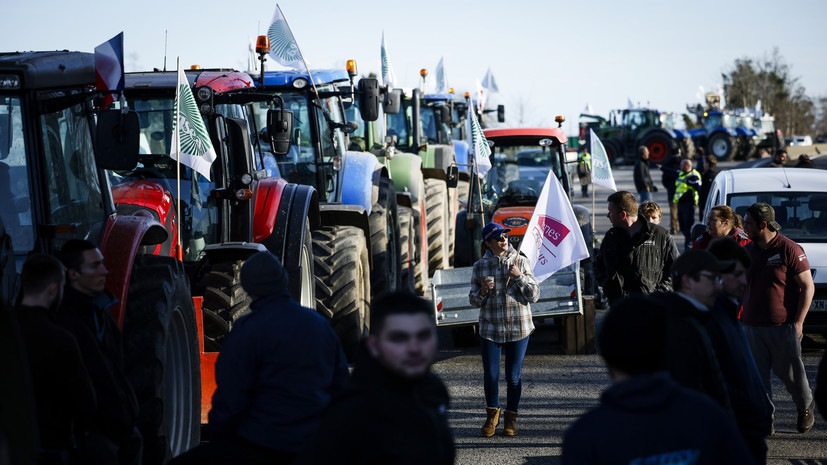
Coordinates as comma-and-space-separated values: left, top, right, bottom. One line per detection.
648, 140, 668, 162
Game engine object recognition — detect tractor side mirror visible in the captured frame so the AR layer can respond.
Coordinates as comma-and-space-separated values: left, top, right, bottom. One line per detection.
267, 108, 294, 156
439, 104, 452, 124
497, 105, 505, 123
384, 89, 401, 114
445, 165, 459, 188
358, 78, 380, 122
96, 109, 139, 170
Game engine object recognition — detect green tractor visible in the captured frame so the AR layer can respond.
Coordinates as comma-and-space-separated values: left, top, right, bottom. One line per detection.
579, 108, 688, 164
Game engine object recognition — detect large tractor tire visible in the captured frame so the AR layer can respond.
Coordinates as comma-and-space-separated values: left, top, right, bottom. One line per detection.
295, 221, 316, 309
640, 133, 673, 164
412, 207, 428, 296
199, 260, 252, 351
603, 140, 621, 165
123, 255, 200, 464
369, 177, 401, 296
313, 225, 371, 360
707, 132, 735, 161
397, 205, 415, 292
737, 137, 755, 160
425, 178, 450, 276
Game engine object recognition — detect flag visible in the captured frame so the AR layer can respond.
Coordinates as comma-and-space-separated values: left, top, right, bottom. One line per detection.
94, 32, 124, 109
589, 129, 617, 191
247, 36, 260, 74
521, 170, 590, 283
584, 102, 593, 114
267, 4, 305, 70
170, 59, 217, 181
435, 57, 446, 93
467, 105, 491, 177
481, 67, 499, 93
380, 31, 396, 87
475, 78, 486, 114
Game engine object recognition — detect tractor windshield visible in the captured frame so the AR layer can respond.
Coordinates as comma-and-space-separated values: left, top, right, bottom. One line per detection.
472, 142, 563, 215
705, 113, 737, 131
386, 100, 411, 149
249, 85, 346, 195
107, 97, 219, 262
420, 105, 451, 145
0, 96, 34, 260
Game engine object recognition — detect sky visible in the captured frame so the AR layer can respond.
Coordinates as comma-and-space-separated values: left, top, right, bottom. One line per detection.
3, 0, 825, 135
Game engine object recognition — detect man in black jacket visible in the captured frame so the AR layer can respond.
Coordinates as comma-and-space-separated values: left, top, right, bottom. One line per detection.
14, 254, 97, 465
708, 237, 773, 463
56, 240, 142, 465
653, 250, 733, 413
563, 295, 754, 464
699, 155, 721, 222
295, 291, 455, 465
595, 191, 678, 305
633, 146, 657, 203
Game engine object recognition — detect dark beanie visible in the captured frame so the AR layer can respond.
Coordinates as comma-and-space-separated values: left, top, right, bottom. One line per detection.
240, 251, 289, 297
598, 295, 667, 375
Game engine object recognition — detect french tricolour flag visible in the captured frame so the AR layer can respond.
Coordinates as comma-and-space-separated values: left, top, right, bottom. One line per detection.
95, 33, 124, 109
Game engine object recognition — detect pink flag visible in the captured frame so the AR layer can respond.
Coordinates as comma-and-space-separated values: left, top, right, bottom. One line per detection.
95, 32, 124, 109
521, 171, 590, 283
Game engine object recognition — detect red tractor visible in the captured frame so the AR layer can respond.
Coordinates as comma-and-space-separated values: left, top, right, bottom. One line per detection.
107, 69, 318, 430
0, 51, 200, 463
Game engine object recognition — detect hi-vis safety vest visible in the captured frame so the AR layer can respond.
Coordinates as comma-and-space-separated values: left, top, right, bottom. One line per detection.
578, 151, 591, 168
673, 169, 702, 205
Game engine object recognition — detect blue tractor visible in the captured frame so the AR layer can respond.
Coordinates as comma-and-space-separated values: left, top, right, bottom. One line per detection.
248, 68, 400, 358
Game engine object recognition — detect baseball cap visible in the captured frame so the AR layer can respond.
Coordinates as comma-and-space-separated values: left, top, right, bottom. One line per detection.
746, 202, 782, 231
481, 222, 511, 241
671, 249, 734, 280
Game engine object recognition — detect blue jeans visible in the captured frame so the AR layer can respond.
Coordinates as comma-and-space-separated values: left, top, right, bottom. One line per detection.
638, 190, 652, 203
480, 336, 530, 412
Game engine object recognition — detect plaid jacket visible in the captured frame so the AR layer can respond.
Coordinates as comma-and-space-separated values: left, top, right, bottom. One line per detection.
469, 245, 540, 343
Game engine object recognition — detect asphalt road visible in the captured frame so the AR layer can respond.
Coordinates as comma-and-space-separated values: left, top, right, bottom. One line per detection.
432, 157, 827, 464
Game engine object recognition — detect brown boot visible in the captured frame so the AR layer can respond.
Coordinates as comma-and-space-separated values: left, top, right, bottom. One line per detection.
480, 407, 500, 437
502, 410, 518, 436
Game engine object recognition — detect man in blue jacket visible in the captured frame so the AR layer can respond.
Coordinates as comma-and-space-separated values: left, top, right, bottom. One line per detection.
171, 250, 349, 465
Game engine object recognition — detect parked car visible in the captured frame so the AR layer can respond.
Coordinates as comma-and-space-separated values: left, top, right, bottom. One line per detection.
789, 135, 813, 146
701, 168, 827, 342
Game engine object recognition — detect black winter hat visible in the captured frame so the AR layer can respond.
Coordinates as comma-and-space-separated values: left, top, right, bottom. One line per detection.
240, 251, 289, 297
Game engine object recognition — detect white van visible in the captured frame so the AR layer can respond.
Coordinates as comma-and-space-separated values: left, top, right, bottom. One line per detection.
702, 167, 827, 334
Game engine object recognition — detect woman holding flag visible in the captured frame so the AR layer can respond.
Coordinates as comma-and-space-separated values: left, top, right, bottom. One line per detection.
469, 222, 540, 438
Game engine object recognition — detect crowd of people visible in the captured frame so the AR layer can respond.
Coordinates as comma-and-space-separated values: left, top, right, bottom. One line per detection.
590, 170, 825, 462
6, 145, 827, 465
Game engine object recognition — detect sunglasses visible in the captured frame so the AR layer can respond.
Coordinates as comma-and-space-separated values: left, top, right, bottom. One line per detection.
492, 234, 508, 242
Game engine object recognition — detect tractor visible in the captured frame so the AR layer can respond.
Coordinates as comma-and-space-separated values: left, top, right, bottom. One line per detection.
579, 108, 680, 164
247, 65, 396, 359
0, 51, 200, 463
107, 68, 318, 429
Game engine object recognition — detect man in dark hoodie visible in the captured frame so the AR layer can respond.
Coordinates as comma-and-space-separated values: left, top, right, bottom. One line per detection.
171, 250, 349, 465
56, 240, 142, 465
14, 254, 96, 465
563, 295, 754, 464
708, 237, 773, 463
294, 291, 455, 465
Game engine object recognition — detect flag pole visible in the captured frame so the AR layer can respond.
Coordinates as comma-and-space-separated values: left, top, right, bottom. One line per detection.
174, 57, 182, 261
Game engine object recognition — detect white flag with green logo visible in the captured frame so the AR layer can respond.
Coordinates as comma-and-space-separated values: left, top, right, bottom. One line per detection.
435, 57, 447, 94
267, 4, 305, 70
170, 61, 217, 181
380, 31, 396, 87
467, 105, 491, 177
589, 129, 617, 191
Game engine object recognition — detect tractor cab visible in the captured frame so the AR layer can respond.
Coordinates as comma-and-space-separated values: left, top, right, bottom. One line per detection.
465, 128, 569, 260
